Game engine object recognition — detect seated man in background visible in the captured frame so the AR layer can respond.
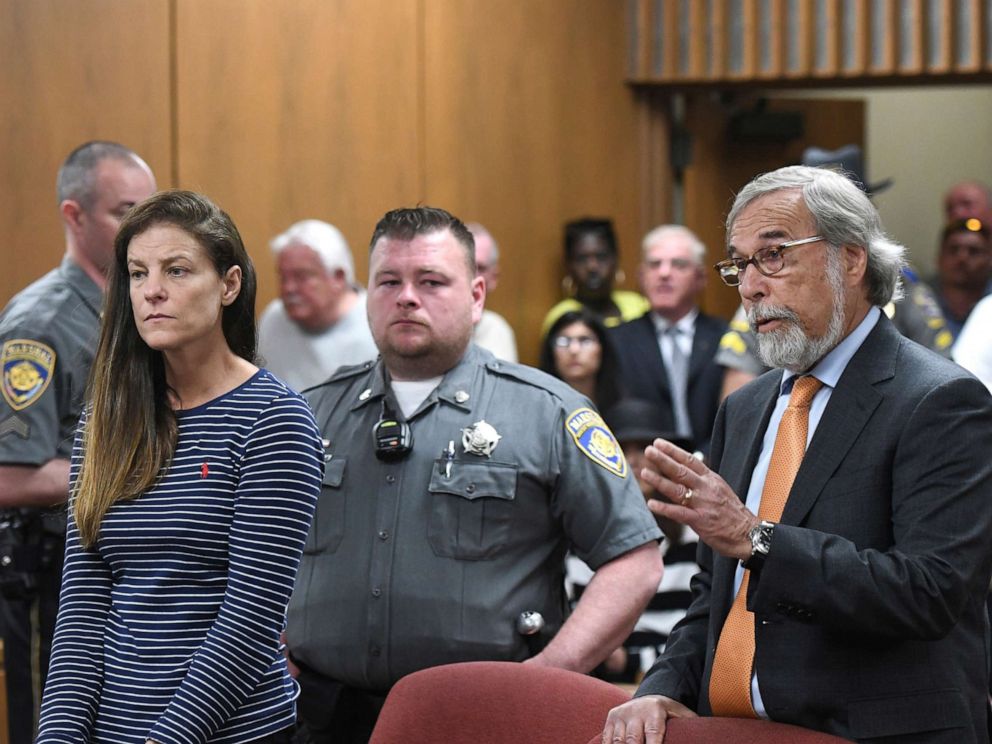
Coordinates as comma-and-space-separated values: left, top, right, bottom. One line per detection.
466, 222, 518, 362
258, 219, 377, 391
567, 397, 699, 684
944, 179, 992, 225
602, 164, 992, 744
610, 225, 726, 456
930, 216, 992, 340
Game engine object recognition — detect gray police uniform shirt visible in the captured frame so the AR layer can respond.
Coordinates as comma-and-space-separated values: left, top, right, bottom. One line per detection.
287, 344, 662, 692
0, 257, 100, 534
1, 256, 100, 466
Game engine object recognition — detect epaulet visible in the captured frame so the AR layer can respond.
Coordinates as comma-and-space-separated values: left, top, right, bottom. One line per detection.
302, 359, 375, 394
483, 359, 574, 398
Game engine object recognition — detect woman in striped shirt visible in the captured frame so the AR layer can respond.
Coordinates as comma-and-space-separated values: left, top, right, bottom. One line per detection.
37, 191, 323, 744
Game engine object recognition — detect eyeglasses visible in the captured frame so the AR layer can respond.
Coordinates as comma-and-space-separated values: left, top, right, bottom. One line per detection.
553, 335, 599, 349
714, 236, 826, 287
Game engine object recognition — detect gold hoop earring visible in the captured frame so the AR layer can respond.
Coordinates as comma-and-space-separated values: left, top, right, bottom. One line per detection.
561, 275, 575, 296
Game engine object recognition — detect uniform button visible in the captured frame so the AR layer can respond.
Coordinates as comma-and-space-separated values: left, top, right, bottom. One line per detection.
465, 483, 476, 494
371, 587, 382, 598
378, 530, 389, 541
370, 645, 381, 657
386, 475, 396, 484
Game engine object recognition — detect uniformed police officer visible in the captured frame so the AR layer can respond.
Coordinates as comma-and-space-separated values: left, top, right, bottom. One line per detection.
0, 141, 155, 743
286, 206, 664, 743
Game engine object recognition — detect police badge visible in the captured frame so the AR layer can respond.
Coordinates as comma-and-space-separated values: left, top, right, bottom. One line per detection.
2, 340, 56, 411
461, 420, 501, 457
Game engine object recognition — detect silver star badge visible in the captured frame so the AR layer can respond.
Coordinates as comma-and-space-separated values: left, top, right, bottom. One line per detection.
461, 420, 501, 457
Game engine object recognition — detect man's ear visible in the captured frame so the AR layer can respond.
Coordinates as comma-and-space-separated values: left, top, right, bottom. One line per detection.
60, 199, 84, 232
843, 244, 868, 286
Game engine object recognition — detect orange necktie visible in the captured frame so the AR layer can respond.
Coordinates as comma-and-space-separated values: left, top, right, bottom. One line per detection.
708, 375, 823, 718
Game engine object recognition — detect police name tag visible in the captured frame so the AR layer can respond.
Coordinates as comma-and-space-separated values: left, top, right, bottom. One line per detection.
2, 339, 56, 411
565, 407, 627, 477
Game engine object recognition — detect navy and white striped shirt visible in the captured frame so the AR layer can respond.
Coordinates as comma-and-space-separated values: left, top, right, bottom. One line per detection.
37, 370, 323, 744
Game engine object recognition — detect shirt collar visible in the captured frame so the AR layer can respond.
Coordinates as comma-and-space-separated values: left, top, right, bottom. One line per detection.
781, 305, 881, 394
352, 344, 484, 415
651, 307, 698, 335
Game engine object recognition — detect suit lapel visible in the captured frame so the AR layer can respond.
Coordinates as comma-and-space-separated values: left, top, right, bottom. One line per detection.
709, 371, 782, 608
721, 371, 781, 500
780, 317, 898, 526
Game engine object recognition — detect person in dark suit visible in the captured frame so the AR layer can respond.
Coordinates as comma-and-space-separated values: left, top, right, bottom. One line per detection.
601, 165, 992, 744
609, 225, 726, 456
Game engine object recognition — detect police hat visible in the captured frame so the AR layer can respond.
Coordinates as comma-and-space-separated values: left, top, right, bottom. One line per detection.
602, 398, 692, 451
802, 144, 893, 196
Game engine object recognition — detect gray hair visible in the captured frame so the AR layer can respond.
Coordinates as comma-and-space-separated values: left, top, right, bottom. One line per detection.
641, 224, 706, 266
56, 141, 148, 210
727, 165, 905, 306
466, 222, 499, 263
270, 219, 355, 285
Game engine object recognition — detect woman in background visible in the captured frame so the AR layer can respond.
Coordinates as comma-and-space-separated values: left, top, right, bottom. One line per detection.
539, 308, 623, 412
36, 191, 323, 744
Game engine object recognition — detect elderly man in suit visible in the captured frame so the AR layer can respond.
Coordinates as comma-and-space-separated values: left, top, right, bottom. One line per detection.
609, 225, 726, 456
602, 165, 992, 744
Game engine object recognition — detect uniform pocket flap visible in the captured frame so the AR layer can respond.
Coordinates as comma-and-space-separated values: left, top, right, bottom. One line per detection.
428, 460, 517, 501
849, 688, 967, 738
322, 457, 347, 487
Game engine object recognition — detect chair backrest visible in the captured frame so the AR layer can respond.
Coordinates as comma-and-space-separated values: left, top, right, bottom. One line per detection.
369, 661, 630, 744
586, 716, 853, 744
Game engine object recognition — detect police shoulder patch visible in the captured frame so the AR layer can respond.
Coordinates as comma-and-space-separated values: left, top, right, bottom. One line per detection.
565, 407, 627, 477
2, 339, 56, 411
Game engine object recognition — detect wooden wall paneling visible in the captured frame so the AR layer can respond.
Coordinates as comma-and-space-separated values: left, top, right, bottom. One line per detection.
709, 0, 730, 78
813, 0, 842, 75
870, 0, 899, 73
953, 0, 982, 70
686, 0, 712, 78
727, 0, 759, 78
681, 95, 865, 320
897, 0, 926, 72
986, 0, 992, 68
628, 0, 652, 80
841, 0, 871, 75
659, 0, 680, 79
637, 90, 674, 233
784, 0, 815, 77
756, 0, 786, 78
0, 0, 172, 308
926, 0, 953, 71
422, 0, 644, 364
173, 0, 421, 318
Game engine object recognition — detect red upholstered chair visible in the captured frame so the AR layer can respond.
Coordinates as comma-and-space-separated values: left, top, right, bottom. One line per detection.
368, 660, 630, 744
588, 716, 853, 744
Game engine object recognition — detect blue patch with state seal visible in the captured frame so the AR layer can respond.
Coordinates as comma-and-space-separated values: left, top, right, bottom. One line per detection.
2, 339, 56, 411
565, 407, 628, 478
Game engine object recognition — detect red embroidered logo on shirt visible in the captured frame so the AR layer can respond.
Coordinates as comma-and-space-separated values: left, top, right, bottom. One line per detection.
201, 462, 209, 478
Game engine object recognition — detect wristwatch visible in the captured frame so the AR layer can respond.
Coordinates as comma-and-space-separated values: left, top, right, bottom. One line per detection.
744, 520, 775, 570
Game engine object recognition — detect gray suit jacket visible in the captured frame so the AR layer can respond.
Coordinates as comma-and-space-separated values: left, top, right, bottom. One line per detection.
637, 314, 992, 743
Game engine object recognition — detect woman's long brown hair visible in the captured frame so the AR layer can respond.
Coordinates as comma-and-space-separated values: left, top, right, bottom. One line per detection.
73, 190, 257, 548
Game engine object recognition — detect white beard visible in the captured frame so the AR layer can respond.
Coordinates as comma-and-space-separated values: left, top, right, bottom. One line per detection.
748, 253, 846, 373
